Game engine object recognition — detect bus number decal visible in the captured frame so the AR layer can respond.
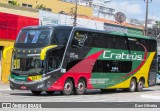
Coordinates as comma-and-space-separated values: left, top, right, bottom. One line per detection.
13, 59, 20, 69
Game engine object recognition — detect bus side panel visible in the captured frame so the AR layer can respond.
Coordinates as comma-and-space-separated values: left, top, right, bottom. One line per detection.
108, 52, 156, 89
47, 50, 104, 91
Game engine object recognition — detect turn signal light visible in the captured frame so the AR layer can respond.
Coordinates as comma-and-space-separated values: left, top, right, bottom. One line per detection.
27, 77, 32, 82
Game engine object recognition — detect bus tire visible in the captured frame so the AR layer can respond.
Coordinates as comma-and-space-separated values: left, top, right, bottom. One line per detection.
75, 79, 86, 95
62, 79, 73, 95
46, 91, 55, 95
136, 80, 144, 92
31, 90, 42, 95
129, 78, 136, 92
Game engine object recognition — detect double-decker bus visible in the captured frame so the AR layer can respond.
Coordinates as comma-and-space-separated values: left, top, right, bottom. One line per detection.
4, 25, 157, 95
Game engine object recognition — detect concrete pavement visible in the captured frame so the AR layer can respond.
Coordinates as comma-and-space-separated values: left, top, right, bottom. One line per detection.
0, 82, 10, 90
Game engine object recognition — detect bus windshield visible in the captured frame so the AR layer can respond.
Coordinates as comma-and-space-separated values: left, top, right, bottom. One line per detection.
12, 56, 45, 74
16, 29, 52, 45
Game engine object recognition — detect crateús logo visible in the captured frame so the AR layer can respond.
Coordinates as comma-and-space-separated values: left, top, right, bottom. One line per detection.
103, 50, 143, 60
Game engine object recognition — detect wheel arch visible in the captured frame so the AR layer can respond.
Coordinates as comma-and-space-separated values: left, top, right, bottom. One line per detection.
131, 77, 137, 83
65, 77, 75, 87
139, 77, 145, 84
77, 77, 87, 88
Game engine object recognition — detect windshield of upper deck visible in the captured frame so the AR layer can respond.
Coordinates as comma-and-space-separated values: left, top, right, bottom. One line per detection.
16, 29, 52, 45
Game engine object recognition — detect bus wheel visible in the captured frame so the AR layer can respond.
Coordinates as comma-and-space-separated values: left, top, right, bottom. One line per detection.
31, 90, 42, 95
75, 79, 86, 95
46, 91, 55, 95
62, 79, 73, 95
136, 80, 144, 92
129, 78, 136, 92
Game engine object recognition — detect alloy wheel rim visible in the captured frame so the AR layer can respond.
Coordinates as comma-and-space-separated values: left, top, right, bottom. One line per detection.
131, 81, 135, 91
78, 83, 84, 92
65, 82, 71, 92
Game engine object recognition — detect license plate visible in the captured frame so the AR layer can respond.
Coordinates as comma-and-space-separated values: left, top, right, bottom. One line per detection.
29, 75, 42, 81
21, 86, 27, 90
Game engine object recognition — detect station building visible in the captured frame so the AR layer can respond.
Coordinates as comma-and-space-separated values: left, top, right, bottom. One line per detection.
0, 0, 92, 16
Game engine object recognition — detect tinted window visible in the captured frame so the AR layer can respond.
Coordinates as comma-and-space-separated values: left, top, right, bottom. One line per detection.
87, 32, 103, 47
139, 39, 150, 51
128, 38, 157, 52
149, 40, 157, 52
128, 38, 144, 51
16, 29, 51, 45
47, 48, 65, 72
52, 29, 71, 45
87, 32, 114, 48
17, 31, 27, 43
114, 35, 128, 50
84, 32, 128, 49
92, 60, 132, 73
101, 34, 114, 48
71, 31, 88, 47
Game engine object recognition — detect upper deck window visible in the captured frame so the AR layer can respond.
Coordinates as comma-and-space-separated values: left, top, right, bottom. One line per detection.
16, 29, 51, 45
51, 29, 71, 45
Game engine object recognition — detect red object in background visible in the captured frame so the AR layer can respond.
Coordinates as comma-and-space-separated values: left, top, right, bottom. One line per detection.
0, 12, 39, 40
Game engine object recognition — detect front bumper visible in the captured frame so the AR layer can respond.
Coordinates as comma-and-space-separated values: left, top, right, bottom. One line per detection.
10, 78, 48, 91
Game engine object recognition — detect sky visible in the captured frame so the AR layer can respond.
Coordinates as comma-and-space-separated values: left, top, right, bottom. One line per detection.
93, 0, 160, 21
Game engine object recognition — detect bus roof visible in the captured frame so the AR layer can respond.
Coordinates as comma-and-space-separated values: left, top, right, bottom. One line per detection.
22, 25, 73, 30
22, 25, 156, 40
74, 27, 156, 40
110, 31, 155, 40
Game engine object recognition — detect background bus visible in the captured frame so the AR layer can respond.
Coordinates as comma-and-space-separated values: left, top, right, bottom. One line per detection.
157, 55, 160, 84
6, 25, 157, 95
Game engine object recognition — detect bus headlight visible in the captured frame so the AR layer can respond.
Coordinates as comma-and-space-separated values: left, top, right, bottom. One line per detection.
39, 75, 50, 82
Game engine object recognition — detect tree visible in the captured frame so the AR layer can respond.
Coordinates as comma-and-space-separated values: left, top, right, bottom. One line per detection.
35, 4, 46, 10
8, 0, 20, 6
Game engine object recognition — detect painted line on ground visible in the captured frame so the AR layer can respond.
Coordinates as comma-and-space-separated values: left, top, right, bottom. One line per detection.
140, 95, 160, 100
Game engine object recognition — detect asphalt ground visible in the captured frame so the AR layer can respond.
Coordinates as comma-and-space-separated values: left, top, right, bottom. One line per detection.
0, 83, 160, 111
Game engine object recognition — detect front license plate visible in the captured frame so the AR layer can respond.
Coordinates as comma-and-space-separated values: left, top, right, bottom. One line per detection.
21, 86, 27, 90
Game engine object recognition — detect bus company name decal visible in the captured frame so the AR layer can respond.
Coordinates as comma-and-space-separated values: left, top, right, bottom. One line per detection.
103, 50, 143, 61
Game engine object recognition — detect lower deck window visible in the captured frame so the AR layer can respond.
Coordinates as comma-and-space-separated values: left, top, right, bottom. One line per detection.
92, 60, 132, 73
